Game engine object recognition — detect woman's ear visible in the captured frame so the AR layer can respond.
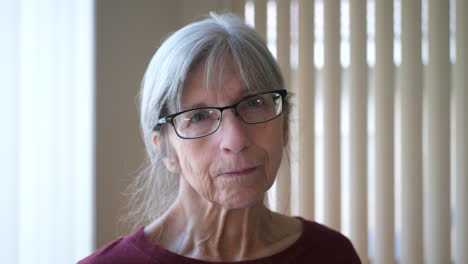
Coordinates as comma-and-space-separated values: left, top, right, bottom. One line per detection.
152, 131, 162, 149
282, 115, 289, 146
152, 131, 181, 173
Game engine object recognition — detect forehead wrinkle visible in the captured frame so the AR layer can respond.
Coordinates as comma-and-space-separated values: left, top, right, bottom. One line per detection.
185, 87, 260, 111
181, 64, 254, 110
180, 50, 273, 111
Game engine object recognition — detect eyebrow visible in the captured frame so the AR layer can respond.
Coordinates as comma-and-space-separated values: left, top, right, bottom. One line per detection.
184, 89, 258, 110
188, 102, 208, 109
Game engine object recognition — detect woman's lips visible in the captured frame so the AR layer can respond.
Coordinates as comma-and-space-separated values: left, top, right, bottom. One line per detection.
218, 166, 258, 178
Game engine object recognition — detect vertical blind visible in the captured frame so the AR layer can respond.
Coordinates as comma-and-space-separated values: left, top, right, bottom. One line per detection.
236, 0, 467, 263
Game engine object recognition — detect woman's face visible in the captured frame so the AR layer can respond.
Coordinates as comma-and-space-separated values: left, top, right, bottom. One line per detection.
162, 61, 286, 209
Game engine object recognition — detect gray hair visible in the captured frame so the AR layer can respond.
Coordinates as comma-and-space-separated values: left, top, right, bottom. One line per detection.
123, 12, 287, 230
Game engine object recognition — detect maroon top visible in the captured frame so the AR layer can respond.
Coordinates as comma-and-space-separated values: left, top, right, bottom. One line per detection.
78, 218, 361, 264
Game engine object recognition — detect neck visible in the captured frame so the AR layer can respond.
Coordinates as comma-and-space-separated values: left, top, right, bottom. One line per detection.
145, 179, 299, 262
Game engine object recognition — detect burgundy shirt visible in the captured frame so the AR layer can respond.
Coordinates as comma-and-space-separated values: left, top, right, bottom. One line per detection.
78, 218, 361, 264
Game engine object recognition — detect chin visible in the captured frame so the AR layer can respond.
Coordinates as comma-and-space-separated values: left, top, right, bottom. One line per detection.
218, 190, 266, 209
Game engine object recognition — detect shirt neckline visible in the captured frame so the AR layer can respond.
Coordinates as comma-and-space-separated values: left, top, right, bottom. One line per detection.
128, 217, 311, 264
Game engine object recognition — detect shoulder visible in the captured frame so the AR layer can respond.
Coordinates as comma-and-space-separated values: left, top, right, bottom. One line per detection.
294, 218, 361, 263
77, 237, 125, 264
77, 228, 154, 264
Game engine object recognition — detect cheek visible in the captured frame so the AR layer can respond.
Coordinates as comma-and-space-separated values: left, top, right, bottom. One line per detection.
267, 134, 284, 181
176, 142, 217, 201
255, 121, 285, 182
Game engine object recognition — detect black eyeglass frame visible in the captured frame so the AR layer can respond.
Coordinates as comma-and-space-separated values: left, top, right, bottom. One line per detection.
153, 89, 288, 139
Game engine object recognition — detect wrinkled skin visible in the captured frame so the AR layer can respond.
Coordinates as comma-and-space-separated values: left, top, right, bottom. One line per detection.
145, 59, 302, 262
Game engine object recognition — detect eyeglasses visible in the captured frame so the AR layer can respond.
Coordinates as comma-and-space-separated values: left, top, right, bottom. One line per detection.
154, 89, 287, 139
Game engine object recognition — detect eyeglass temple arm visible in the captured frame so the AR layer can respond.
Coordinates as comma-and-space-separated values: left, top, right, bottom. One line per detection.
153, 117, 171, 131
157, 117, 168, 124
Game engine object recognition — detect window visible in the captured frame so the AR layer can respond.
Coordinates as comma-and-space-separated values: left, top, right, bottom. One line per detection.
1, 1, 95, 263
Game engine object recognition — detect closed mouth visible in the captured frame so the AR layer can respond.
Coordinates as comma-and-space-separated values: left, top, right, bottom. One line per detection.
218, 166, 258, 178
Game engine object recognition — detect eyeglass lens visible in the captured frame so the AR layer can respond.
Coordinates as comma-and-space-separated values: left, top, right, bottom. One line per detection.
172, 92, 283, 139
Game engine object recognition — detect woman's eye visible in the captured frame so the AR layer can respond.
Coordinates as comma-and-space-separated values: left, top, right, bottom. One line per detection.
246, 97, 264, 107
190, 112, 208, 122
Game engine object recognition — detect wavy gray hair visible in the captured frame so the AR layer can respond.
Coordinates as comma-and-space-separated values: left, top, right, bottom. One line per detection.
123, 12, 288, 230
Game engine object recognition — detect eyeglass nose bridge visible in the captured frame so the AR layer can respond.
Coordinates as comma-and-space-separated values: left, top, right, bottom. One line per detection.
217, 103, 244, 124
212, 105, 252, 139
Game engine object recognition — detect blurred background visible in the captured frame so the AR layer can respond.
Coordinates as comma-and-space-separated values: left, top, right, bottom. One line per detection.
1, 0, 466, 263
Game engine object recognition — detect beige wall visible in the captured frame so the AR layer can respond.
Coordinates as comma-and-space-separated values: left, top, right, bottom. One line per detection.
95, 0, 239, 248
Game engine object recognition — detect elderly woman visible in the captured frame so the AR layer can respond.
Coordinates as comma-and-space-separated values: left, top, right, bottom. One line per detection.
79, 13, 360, 263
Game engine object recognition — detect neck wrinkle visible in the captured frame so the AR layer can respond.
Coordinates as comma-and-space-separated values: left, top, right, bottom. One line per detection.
158, 179, 279, 261
239, 208, 251, 259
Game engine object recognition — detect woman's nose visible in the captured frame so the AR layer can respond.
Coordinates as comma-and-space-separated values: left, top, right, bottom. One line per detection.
218, 110, 252, 154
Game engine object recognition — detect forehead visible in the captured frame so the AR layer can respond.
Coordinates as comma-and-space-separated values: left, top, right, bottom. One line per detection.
181, 59, 253, 108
